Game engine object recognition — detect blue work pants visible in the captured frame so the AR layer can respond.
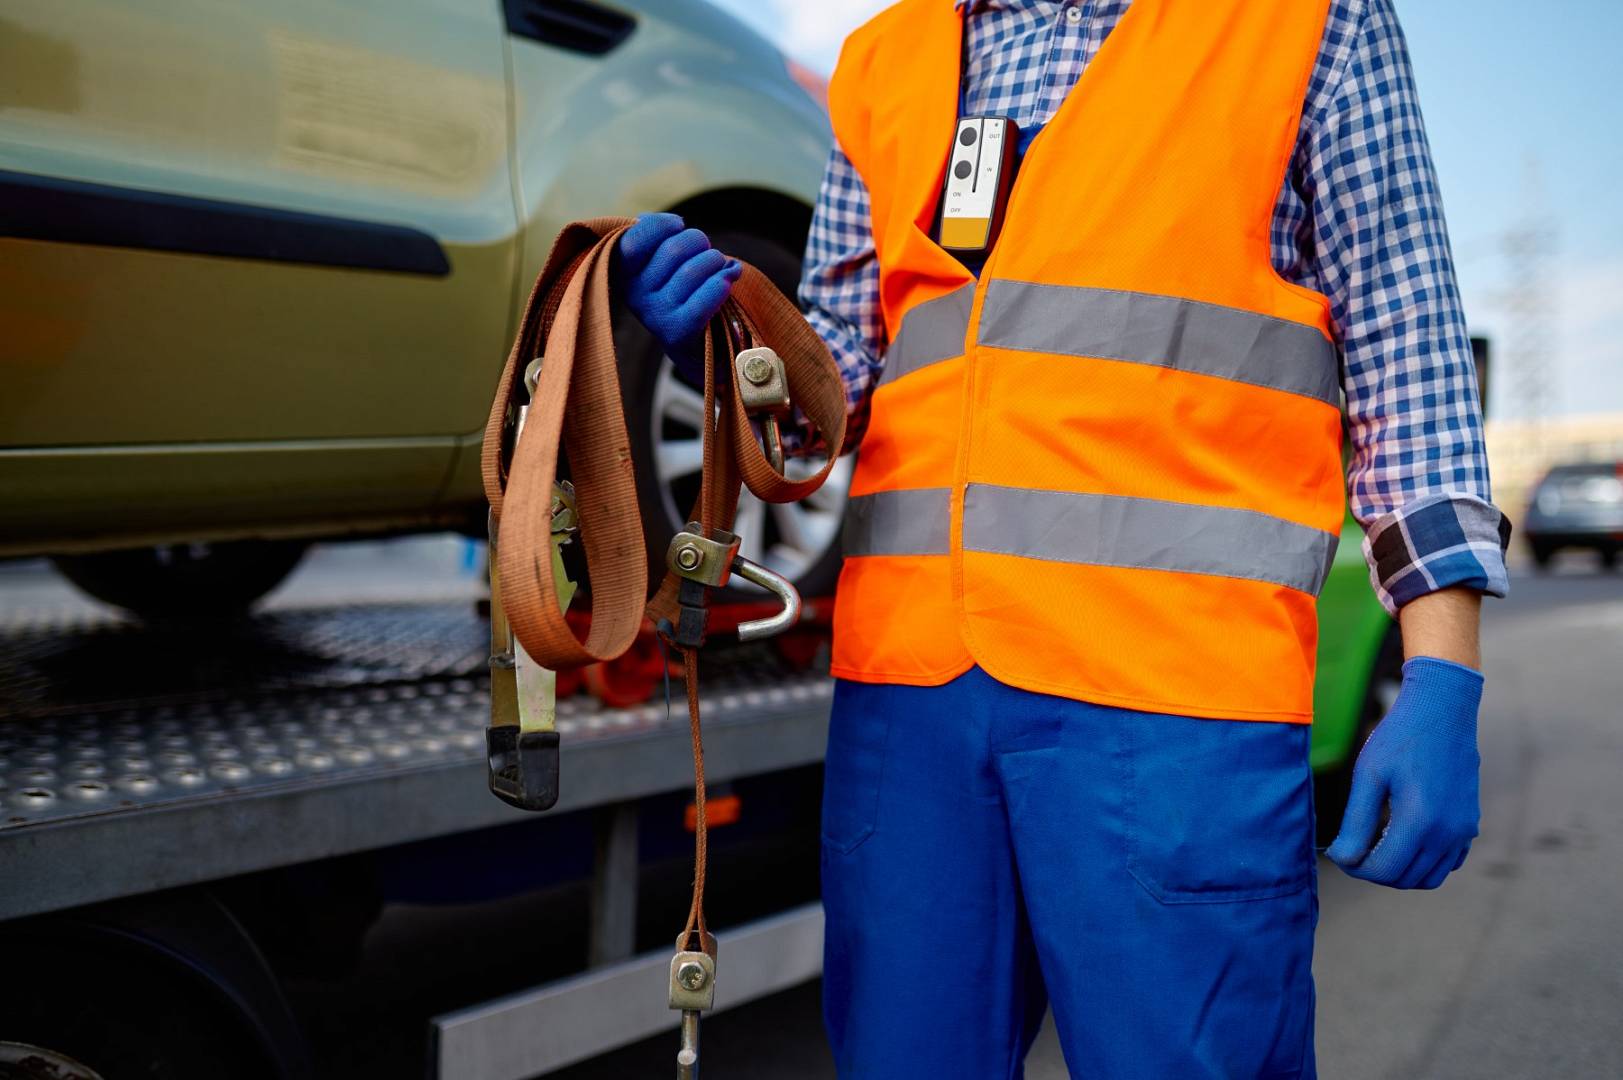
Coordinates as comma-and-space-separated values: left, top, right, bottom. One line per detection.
820, 666, 1318, 1078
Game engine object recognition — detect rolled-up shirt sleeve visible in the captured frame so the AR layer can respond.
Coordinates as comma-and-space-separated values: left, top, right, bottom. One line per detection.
1306, 0, 1511, 612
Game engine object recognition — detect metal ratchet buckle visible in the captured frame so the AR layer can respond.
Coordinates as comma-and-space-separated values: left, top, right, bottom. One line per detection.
486, 356, 579, 814
664, 521, 801, 649
734, 347, 792, 474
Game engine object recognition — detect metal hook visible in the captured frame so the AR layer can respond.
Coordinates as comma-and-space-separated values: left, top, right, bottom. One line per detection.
665, 528, 801, 643
730, 557, 801, 641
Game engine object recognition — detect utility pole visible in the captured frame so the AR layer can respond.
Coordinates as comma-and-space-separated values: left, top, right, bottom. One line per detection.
1493, 159, 1558, 487
1499, 160, 1558, 456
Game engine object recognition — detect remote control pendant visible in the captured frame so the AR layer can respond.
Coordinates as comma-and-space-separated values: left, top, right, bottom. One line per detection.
936, 115, 1019, 256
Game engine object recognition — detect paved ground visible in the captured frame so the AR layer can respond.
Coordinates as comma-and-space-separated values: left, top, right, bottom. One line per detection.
557, 557, 1623, 1080
1313, 563, 1623, 1080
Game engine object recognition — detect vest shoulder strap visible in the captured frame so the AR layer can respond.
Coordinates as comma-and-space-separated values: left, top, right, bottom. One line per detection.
829, 0, 952, 173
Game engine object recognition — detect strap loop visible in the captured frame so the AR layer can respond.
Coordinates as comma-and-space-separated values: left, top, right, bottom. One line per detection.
481, 218, 847, 669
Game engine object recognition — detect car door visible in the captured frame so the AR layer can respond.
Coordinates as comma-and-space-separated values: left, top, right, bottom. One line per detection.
0, 0, 518, 545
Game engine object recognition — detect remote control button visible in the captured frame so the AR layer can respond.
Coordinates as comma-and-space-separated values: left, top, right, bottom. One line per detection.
954, 159, 973, 179
959, 126, 978, 146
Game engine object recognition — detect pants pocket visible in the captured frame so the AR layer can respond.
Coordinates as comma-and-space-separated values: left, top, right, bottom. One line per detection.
1117, 712, 1314, 904
820, 682, 894, 855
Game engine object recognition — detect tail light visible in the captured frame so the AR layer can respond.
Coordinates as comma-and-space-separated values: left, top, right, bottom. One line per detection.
685, 793, 742, 832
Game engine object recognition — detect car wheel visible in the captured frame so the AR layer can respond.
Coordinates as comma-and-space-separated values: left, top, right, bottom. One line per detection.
616, 228, 852, 603
1529, 541, 1553, 570
0, 1042, 105, 1080
0, 914, 302, 1080
1315, 624, 1403, 848
52, 540, 308, 619
1600, 546, 1618, 571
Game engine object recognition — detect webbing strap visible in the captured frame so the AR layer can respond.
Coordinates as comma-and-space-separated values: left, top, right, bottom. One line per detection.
481, 217, 847, 941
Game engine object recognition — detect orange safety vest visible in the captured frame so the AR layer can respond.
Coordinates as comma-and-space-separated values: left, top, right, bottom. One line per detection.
827, 0, 1342, 723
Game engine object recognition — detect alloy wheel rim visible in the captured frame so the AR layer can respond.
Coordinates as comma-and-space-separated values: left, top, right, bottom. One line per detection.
0, 1042, 106, 1080
651, 363, 852, 583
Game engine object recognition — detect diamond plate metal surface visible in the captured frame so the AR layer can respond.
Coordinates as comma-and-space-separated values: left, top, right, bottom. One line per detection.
0, 602, 832, 831
0, 603, 491, 718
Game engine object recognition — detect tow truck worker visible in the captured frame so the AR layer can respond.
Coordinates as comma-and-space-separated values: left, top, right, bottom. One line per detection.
615, 0, 1510, 1074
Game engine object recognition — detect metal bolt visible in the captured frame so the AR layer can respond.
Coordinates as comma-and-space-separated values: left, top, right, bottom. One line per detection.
742, 354, 774, 386
675, 544, 704, 572
676, 961, 709, 991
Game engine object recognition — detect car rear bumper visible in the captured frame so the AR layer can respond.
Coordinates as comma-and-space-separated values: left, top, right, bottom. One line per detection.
1523, 527, 1623, 547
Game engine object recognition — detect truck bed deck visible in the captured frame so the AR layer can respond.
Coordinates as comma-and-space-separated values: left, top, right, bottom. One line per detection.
0, 600, 833, 921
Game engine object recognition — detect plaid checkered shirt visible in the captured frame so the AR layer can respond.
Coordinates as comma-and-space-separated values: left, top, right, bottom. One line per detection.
797, 0, 1510, 613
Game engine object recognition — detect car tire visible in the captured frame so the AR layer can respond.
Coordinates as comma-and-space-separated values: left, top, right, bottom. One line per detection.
1600, 546, 1618, 571
613, 228, 852, 603
1315, 624, 1403, 849
1529, 541, 1554, 570
0, 904, 305, 1080
52, 540, 308, 619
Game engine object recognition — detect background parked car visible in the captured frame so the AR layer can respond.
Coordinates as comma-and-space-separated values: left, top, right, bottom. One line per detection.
1523, 462, 1623, 569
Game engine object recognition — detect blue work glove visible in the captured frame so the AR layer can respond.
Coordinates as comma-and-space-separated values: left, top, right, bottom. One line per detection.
1326, 657, 1483, 889
615, 213, 742, 386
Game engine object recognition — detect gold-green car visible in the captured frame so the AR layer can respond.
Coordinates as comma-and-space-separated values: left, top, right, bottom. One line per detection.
0, 0, 843, 615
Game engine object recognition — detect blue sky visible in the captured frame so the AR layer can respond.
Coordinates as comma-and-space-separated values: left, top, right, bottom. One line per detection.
711, 0, 1623, 419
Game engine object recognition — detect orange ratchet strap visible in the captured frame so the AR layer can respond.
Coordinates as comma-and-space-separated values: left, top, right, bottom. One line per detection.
480, 217, 846, 1074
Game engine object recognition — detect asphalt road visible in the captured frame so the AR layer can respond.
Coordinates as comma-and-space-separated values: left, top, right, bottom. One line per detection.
556, 560, 1623, 1080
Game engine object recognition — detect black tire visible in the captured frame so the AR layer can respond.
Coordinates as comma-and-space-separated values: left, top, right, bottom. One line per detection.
52, 540, 308, 619
0, 909, 304, 1080
1529, 541, 1554, 570
1315, 624, 1403, 848
613, 227, 848, 602
1600, 546, 1618, 571
0, 1042, 104, 1079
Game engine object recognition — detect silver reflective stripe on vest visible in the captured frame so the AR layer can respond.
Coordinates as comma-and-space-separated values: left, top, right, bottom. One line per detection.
843, 488, 952, 557
977, 281, 1339, 406
878, 282, 976, 388
962, 484, 1338, 595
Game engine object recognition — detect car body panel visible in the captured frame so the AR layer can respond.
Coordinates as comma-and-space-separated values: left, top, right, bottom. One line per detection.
504, 0, 830, 291
1310, 517, 1392, 770
0, 0, 518, 446
2, 439, 461, 555
438, 2, 830, 505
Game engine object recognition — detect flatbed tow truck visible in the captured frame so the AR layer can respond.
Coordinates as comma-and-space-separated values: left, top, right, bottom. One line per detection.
0, 591, 833, 1079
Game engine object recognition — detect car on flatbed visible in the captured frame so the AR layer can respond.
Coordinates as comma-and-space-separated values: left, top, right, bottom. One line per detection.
0, 0, 844, 617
